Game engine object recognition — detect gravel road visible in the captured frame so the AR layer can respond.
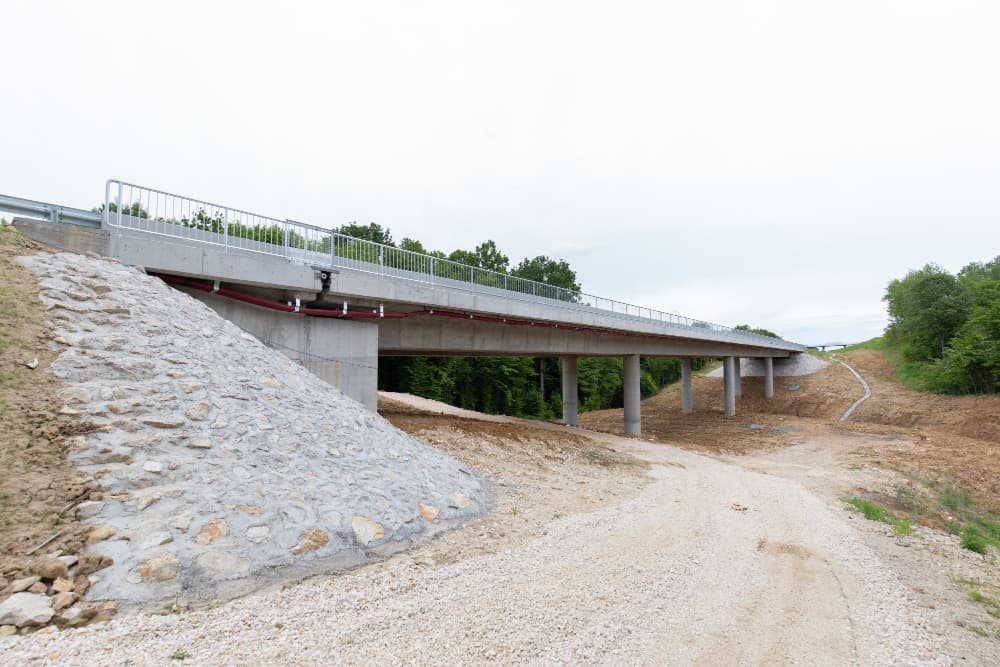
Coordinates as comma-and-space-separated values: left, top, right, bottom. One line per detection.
1, 420, 948, 666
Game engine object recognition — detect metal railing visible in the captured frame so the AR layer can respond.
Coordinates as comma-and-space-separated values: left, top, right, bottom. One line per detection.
0, 193, 102, 227
103, 179, 802, 350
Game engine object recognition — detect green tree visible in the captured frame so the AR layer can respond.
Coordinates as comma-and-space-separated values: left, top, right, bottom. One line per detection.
337, 222, 394, 246
512, 256, 581, 292
884, 264, 972, 359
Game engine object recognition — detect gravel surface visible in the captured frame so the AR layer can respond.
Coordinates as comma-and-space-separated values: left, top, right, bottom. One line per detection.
0, 420, 949, 665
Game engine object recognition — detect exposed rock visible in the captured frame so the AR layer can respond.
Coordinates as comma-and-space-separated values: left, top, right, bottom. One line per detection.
140, 416, 186, 429
291, 529, 329, 555
51, 592, 76, 612
75, 552, 113, 576
136, 493, 160, 510
86, 526, 116, 544
51, 578, 74, 594
24, 358, 40, 370
9, 576, 41, 594
195, 519, 229, 545
185, 402, 212, 421
418, 503, 440, 521
0, 625, 16, 637
27, 582, 47, 594
139, 532, 173, 549
448, 492, 470, 509
0, 593, 54, 627
352, 516, 385, 546
186, 437, 212, 449
135, 554, 179, 583
30, 557, 69, 581
56, 605, 97, 627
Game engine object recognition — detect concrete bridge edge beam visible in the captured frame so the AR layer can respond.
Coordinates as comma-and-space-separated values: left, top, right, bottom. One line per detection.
623, 354, 641, 435
680, 358, 693, 414
561, 356, 579, 426
763, 356, 774, 400
723, 356, 736, 417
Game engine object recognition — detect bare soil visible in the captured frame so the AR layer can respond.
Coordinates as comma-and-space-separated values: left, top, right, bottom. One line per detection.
0, 227, 95, 585
580, 354, 1000, 512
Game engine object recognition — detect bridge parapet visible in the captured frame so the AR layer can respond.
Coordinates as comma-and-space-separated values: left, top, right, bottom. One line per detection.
101, 180, 804, 353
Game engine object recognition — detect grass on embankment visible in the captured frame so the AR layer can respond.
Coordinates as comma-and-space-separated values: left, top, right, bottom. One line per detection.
819, 337, 946, 392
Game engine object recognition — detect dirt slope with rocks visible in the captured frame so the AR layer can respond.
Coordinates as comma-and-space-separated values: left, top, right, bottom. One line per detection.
2, 241, 484, 627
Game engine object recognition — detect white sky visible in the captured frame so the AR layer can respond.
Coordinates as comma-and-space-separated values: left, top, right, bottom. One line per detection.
2, 1, 998, 344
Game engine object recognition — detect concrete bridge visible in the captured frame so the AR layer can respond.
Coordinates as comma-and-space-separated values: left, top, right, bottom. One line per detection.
6, 181, 805, 434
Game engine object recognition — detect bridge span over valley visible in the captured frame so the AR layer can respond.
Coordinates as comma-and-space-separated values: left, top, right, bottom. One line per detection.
5, 181, 805, 434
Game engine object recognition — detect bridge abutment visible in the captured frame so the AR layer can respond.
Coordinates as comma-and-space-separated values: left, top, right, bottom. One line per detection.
184, 290, 379, 410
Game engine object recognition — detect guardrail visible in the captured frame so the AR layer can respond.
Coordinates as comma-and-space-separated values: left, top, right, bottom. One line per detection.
0, 193, 102, 227
103, 179, 803, 350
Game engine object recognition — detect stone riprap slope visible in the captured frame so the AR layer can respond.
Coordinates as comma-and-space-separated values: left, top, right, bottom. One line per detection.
15, 252, 484, 607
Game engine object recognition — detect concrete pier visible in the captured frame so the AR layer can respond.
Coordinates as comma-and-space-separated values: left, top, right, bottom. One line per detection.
734, 356, 742, 398
763, 356, 774, 400
680, 358, 693, 414
623, 354, 641, 435
561, 356, 579, 426
723, 356, 737, 417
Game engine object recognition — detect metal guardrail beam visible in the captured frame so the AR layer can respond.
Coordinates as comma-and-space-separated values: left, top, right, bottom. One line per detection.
0, 193, 102, 228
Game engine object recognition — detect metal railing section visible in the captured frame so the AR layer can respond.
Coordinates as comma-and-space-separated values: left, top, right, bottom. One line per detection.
103, 180, 803, 350
0, 193, 102, 227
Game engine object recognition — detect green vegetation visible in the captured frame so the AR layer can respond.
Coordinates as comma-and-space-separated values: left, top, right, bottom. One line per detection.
169, 650, 191, 660
734, 324, 779, 338
881, 256, 1000, 393
843, 497, 914, 536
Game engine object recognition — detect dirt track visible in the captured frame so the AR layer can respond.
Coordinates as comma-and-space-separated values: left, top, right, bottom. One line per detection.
2, 340, 999, 663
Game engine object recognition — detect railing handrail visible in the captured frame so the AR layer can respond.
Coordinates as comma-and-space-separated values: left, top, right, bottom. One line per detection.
102, 179, 803, 350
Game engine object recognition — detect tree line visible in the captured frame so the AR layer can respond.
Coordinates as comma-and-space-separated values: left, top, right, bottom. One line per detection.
883, 256, 1000, 393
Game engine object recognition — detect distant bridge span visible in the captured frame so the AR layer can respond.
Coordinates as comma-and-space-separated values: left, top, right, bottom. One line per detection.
6, 181, 805, 435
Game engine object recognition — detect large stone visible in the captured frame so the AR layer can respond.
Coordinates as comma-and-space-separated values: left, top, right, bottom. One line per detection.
0, 593, 54, 627
86, 526, 116, 544
195, 519, 229, 545
141, 416, 185, 429
51, 592, 76, 612
418, 503, 439, 521
75, 552, 113, 576
51, 578, 73, 594
351, 516, 385, 546
185, 402, 212, 421
76, 500, 105, 520
291, 529, 329, 555
30, 557, 69, 581
8, 576, 41, 594
136, 554, 179, 583
448, 492, 470, 509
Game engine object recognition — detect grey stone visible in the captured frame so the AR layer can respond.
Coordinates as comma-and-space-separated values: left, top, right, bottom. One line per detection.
0, 593, 54, 627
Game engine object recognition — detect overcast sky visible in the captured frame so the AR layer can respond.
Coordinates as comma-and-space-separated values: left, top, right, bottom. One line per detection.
2, 1, 998, 344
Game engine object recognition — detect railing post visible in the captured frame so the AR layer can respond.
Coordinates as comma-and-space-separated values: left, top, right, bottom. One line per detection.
223, 208, 229, 252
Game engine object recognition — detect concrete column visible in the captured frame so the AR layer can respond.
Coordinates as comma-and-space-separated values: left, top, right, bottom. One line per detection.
733, 356, 742, 398
763, 356, 774, 400
680, 358, 693, 414
723, 356, 736, 417
623, 354, 641, 435
561, 356, 579, 426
